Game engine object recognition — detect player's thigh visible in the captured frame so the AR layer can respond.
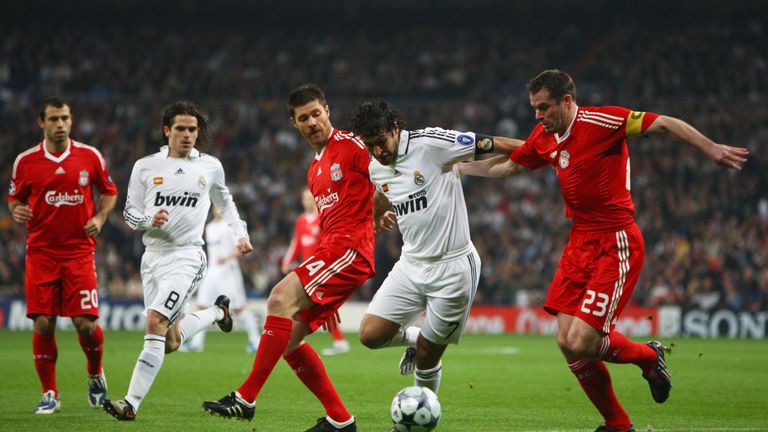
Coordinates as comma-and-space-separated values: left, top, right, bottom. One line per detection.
25, 251, 63, 317
544, 241, 590, 317
60, 254, 99, 318
294, 246, 372, 333
421, 249, 481, 345
577, 226, 644, 333
143, 249, 207, 325
366, 259, 425, 326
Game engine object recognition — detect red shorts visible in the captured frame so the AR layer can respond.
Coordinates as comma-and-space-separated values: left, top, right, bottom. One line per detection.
25, 249, 99, 318
544, 222, 644, 333
294, 245, 374, 332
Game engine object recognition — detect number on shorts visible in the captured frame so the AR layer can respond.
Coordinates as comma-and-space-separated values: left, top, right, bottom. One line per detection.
445, 322, 460, 339
580, 290, 610, 317
79, 289, 98, 309
305, 259, 326, 276
164, 291, 180, 310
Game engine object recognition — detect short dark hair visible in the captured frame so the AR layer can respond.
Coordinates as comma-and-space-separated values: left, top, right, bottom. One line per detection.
527, 69, 577, 102
347, 101, 406, 141
161, 101, 209, 147
287, 83, 327, 118
39, 96, 69, 120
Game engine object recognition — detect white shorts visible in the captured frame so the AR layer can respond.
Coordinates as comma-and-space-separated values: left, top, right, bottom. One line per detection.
140, 248, 207, 325
367, 246, 481, 345
196, 263, 247, 310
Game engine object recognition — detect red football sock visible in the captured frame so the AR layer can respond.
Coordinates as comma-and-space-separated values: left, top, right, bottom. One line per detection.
33, 332, 58, 396
568, 358, 631, 430
237, 315, 293, 402
600, 331, 656, 372
329, 325, 345, 342
284, 343, 351, 423
78, 325, 104, 376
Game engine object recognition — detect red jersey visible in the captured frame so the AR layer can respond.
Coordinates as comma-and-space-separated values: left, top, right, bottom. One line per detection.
307, 128, 375, 267
8, 139, 118, 258
511, 106, 658, 231
282, 212, 321, 268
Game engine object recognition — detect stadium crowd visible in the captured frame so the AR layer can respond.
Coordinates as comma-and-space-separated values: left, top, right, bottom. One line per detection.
1, 2, 766, 312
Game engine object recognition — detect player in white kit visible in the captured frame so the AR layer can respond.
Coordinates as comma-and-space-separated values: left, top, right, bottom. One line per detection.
183, 207, 261, 353
349, 101, 521, 394
104, 101, 253, 421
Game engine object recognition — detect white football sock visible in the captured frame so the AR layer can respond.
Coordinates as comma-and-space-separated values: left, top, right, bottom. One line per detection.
238, 309, 261, 346
187, 327, 206, 350
379, 325, 420, 348
415, 362, 442, 393
125, 335, 166, 411
177, 306, 221, 342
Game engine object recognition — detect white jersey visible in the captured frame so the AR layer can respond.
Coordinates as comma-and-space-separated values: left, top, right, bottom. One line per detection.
369, 128, 476, 261
205, 219, 239, 272
124, 146, 248, 250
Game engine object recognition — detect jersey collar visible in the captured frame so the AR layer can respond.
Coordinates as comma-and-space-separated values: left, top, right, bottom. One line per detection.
42, 138, 72, 164
554, 104, 579, 144
159, 145, 200, 159
314, 128, 335, 160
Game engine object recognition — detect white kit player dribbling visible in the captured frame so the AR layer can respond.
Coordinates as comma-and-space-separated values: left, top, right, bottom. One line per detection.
104, 102, 253, 421
183, 208, 261, 353
350, 102, 521, 397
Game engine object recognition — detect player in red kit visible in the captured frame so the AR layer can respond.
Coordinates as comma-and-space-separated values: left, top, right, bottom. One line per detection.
8, 97, 118, 414
459, 70, 749, 432
282, 187, 351, 356
204, 84, 389, 432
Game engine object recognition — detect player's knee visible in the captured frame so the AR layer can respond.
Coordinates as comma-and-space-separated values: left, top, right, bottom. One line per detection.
33, 315, 57, 334
72, 316, 96, 336
567, 337, 599, 359
359, 331, 386, 349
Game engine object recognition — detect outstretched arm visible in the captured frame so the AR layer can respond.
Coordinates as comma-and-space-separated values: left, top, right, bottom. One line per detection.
491, 136, 525, 155
457, 155, 526, 178
645, 115, 749, 170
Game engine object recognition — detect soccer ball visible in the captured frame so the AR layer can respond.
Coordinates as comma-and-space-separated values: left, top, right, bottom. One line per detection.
390, 386, 442, 431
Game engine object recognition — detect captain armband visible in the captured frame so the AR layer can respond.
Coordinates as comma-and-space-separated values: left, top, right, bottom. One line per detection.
474, 134, 494, 154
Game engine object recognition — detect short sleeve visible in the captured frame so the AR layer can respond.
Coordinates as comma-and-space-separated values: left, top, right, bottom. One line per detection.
8, 156, 31, 203
509, 128, 550, 170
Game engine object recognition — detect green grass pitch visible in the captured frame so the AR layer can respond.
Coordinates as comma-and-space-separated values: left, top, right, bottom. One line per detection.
1, 330, 766, 431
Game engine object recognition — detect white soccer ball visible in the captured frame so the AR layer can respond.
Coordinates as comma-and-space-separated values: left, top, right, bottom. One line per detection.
390, 386, 442, 432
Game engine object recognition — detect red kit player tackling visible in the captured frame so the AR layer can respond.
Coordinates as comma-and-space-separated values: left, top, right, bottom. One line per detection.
282, 187, 352, 356
204, 84, 379, 432
8, 97, 118, 414
459, 70, 748, 432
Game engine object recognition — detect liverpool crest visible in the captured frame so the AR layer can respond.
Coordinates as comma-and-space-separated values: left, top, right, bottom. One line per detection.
559, 151, 570, 169
79, 170, 89, 186
330, 163, 343, 181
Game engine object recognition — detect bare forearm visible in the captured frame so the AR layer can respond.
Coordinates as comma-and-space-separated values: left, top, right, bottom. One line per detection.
459, 155, 523, 178
373, 191, 391, 217
651, 116, 714, 151
96, 194, 117, 221
492, 136, 525, 155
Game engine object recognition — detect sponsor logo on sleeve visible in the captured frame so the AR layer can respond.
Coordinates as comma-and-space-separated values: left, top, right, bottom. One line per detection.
456, 134, 475, 146
477, 138, 492, 151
